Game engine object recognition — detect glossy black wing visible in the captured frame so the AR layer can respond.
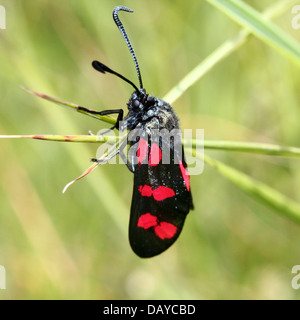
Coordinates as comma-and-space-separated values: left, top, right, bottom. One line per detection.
129, 137, 193, 258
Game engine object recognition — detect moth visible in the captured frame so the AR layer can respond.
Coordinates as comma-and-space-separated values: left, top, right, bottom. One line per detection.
89, 6, 193, 258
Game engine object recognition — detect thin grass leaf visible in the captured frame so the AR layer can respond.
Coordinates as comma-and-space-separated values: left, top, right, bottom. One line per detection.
22, 87, 117, 126
186, 139, 300, 158
0, 134, 106, 143
207, 0, 300, 65
62, 163, 99, 194
163, 29, 249, 104
202, 153, 300, 225
164, 0, 297, 104
2, 134, 300, 158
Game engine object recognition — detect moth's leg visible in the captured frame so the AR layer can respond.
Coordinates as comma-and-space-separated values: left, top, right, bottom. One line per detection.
90, 148, 120, 164
90, 137, 134, 173
119, 142, 135, 173
98, 109, 124, 131
78, 107, 124, 131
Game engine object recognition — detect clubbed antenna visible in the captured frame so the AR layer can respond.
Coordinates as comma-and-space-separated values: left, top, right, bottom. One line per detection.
113, 6, 144, 89
92, 60, 140, 93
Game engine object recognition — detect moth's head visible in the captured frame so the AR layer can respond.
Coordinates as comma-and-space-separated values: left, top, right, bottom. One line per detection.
127, 89, 157, 112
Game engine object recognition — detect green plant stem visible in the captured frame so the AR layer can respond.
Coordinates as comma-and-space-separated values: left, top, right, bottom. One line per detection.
164, 0, 297, 104
207, 0, 300, 64
21, 87, 117, 125
201, 153, 300, 225
2, 134, 300, 159
186, 139, 300, 158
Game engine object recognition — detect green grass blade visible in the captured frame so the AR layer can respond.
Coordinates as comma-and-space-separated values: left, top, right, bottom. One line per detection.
163, 29, 249, 104
203, 154, 300, 225
2, 134, 300, 159
22, 87, 117, 126
164, 0, 297, 104
207, 0, 300, 65
188, 140, 300, 158
0, 134, 106, 143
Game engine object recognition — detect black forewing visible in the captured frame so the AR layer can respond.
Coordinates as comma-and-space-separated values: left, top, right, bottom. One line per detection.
129, 139, 193, 258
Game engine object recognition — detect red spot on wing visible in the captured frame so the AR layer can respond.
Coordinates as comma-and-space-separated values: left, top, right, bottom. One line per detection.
137, 138, 148, 164
154, 222, 177, 240
153, 186, 175, 201
138, 185, 175, 201
137, 213, 157, 229
139, 185, 153, 197
179, 160, 190, 191
149, 143, 162, 166
137, 213, 178, 240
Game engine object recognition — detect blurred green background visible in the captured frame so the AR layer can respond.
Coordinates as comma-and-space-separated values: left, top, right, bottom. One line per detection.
0, 0, 300, 299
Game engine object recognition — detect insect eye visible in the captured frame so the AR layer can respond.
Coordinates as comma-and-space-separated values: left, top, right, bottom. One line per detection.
133, 99, 140, 108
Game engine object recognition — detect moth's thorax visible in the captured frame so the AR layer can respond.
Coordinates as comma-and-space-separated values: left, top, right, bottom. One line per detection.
125, 90, 180, 132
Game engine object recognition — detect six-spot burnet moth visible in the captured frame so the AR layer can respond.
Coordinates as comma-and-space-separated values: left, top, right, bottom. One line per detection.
89, 6, 194, 258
